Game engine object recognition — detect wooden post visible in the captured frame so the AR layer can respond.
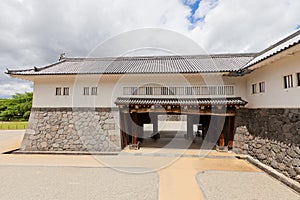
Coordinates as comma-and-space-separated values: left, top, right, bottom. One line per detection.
217, 116, 225, 147
119, 110, 127, 148
125, 112, 132, 145
228, 116, 235, 149
219, 130, 225, 147
153, 114, 158, 134
200, 115, 210, 141
187, 114, 194, 140
137, 116, 143, 142
207, 115, 218, 143
152, 113, 159, 139
131, 112, 138, 144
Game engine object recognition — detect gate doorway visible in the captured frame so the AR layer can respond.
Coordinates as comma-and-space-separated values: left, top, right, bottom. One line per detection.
115, 97, 247, 150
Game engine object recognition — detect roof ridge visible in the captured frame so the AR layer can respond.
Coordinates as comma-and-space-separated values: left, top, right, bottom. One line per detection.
36, 59, 67, 71
63, 53, 256, 61
5, 67, 33, 74
6, 59, 67, 74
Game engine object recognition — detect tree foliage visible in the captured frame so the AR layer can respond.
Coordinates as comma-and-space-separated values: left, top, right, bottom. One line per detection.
0, 92, 33, 121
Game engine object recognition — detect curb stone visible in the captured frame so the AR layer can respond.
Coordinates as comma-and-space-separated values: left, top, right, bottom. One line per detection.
12, 150, 119, 156
245, 155, 300, 194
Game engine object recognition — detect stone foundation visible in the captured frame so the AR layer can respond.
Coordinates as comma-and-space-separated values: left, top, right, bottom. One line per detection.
21, 107, 121, 152
234, 108, 300, 182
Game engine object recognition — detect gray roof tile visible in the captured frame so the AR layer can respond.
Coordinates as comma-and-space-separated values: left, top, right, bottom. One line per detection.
7, 54, 255, 75
245, 30, 300, 68
6, 30, 300, 76
115, 97, 247, 106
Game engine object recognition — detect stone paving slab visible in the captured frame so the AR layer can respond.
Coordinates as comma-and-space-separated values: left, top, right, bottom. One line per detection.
0, 153, 260, 200
196, 170, 300, 200
0, 165, 158, 200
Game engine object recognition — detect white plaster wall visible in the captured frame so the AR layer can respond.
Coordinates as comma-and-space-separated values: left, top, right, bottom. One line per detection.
32, 73, 247, 108
33, 76, 75, 107
246, 51, 300, 108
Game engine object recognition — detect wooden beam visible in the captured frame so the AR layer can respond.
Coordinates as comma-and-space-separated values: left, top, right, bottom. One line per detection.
228, 116, 235, 149
126, 107, 236, 116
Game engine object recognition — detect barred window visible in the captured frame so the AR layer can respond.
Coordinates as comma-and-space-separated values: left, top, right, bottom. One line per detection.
63, 87, 69, 96
283, 74, 293, 89
297, 72, 300, 86
91, 87, 97, 95
123, 85, 235, 96
83, 87, 89, 95
161, 87, 168, 95
252, 84, 257, 94
55, 87, 62, 96
169, 87, 176, 95
259, 82, 265, 93
146, 87, 153, 95
185, 87, 193, 95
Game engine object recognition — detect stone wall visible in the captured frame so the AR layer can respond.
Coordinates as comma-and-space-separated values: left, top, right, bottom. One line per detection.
234, 108, 300, 182
21, 107, 121, 152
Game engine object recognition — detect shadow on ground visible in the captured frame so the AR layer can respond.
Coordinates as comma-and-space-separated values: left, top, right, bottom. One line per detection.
140, 131, 207, 150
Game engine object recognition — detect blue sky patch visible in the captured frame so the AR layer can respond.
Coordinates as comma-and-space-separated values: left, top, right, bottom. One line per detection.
183, 0, 202, 24
296, 24, 300, 30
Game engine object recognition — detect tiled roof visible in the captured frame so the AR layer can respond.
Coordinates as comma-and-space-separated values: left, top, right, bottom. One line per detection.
244, 29, 300, 68
115, 97, 247, 106
6, 54, 255, 75
6, 30, 300, 76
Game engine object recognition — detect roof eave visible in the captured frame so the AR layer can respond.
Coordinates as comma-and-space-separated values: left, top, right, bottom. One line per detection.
6, 70, 235, 76
244, 42, 300, 70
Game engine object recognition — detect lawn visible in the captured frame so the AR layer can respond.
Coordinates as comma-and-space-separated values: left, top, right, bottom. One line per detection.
0, 121, 28, 130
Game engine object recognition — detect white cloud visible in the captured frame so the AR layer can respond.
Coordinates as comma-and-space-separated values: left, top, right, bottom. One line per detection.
1, 0, 300, 96
194, 0, 218, 19
184, 0, 198, 5
0, 81, 33, 98
0, 0, 191, 97
190, 0, 300, 53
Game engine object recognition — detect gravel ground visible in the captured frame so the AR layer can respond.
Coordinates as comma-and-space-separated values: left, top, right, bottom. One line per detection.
196, 170, 300, 200
0, 165, 158, 200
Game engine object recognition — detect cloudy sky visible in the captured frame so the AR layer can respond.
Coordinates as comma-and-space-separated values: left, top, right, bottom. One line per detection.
1, 0, 300, 98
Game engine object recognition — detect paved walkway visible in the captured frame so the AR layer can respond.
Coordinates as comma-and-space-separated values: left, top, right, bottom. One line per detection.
0, 130, 25, 153
0, 130, 299, 199
196, 170, 300, 200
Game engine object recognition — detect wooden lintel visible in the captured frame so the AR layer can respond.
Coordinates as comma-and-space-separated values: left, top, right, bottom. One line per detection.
181, 112, 235, 117
119, 107, 235, 116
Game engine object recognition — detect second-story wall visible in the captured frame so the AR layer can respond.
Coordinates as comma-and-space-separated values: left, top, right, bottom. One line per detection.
246, 50, 300, 108
32, 73, 247, 108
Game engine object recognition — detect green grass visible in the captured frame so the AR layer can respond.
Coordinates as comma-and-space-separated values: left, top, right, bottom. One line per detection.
0, 121, 28, 130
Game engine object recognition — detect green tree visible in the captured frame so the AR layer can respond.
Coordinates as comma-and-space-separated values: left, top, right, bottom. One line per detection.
0, 92, 33, 121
